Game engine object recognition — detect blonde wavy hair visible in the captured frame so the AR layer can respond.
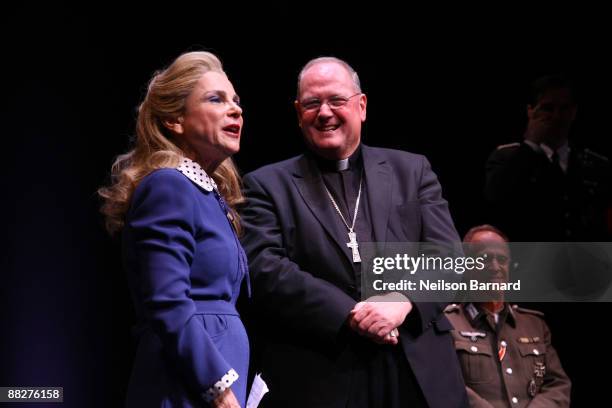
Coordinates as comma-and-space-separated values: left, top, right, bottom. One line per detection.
98, 51, 244, 235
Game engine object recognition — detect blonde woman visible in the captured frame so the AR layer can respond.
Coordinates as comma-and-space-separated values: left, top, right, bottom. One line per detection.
99, 51, 249, 408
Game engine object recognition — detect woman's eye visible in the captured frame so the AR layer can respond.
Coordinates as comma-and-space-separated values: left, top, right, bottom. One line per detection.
208, 95, 222, 103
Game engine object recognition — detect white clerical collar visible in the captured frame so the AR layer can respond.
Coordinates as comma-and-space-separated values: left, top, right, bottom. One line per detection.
176, 157, 217, 192
336, 158, 349, 171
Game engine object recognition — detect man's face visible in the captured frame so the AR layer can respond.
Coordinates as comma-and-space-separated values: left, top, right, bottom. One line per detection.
295, 62, 367, 160
470, 231, 511, 284
527, 87, 577, 144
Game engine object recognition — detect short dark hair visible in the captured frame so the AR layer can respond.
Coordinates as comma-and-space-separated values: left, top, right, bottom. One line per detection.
463, 224, 509, 243
528, 74, 576, 106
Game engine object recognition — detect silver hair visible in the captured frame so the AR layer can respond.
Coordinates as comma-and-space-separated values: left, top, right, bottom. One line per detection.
296, 56, 362, 97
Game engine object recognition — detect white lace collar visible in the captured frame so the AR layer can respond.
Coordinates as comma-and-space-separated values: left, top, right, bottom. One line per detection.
176, 157, 218, 192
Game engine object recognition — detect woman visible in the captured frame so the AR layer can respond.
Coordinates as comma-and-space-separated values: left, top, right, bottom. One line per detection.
99, 51, 249, 408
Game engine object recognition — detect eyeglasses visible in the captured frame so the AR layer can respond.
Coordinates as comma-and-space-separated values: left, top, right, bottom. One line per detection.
298, 93, 361, 112
481, 253, 510, 266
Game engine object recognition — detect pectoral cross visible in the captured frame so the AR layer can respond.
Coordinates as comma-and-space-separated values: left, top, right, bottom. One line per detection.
347, 231, 361, 263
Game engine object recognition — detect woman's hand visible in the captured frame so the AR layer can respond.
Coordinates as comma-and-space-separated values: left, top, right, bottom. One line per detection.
212, 388, 241, 408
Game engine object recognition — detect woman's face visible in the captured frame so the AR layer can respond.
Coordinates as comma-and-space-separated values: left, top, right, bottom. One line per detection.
175, 71, 243, 167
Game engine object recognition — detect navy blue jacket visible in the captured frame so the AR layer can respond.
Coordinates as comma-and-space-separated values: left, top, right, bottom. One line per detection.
123, 168, 249, 407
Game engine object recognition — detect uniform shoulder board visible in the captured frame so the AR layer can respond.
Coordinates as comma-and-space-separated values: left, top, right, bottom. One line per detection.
444, 303, 461, 313
512, 304, 545, 317
496, 142, 521, 150
582, 148, 610, 163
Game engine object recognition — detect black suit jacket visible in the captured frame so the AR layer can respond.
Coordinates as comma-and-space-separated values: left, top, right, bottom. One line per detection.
241, 145, 468, 408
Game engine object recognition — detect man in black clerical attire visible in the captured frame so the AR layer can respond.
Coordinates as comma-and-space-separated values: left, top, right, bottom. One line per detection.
241, 57, 468, 408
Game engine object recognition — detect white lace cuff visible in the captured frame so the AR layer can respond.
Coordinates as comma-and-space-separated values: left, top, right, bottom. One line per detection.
203, 368, 239, 402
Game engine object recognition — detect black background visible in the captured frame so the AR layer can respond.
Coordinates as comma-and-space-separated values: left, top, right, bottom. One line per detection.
3, 5, 612, 407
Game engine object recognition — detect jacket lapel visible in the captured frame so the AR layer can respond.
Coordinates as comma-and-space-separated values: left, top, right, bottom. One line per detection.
292, 155, 354, 264
362, 146, 392, 243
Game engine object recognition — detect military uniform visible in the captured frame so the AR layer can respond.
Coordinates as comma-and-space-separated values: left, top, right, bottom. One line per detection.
485, 142, 611, 242
445, 303, 571, 408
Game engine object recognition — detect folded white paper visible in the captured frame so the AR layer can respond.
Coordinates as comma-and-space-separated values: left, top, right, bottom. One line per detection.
246, 373, 269, 408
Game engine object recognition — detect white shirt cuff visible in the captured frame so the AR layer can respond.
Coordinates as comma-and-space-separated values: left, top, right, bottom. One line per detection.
203, 368, 239, 402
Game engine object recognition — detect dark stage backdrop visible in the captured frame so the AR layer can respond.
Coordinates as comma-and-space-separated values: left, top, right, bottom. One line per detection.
4, 6, 612, 407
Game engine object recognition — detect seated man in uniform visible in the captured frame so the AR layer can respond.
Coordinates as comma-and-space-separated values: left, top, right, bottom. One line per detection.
445, 224, 571, 407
